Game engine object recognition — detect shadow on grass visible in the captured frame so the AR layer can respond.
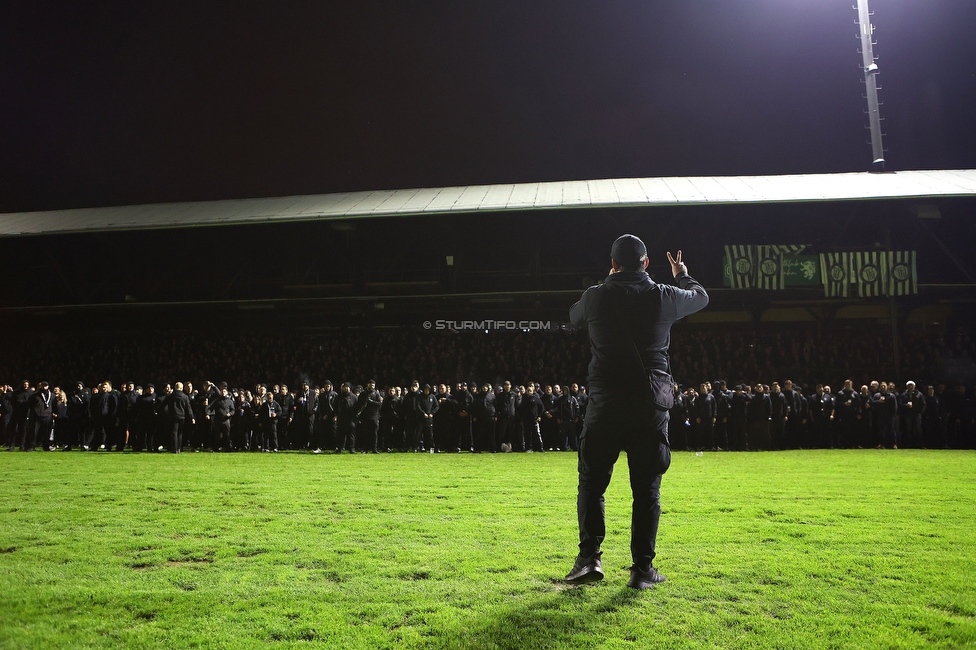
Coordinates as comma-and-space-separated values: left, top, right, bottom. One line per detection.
429, 583, 641, 649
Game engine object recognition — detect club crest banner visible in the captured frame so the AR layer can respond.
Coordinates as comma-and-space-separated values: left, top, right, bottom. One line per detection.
820, 252, 851, 297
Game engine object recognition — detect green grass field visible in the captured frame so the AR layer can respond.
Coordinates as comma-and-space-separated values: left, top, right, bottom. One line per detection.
1, 449, 974, 649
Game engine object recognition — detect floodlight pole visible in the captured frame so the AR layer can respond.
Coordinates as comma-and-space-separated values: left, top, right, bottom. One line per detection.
856, 0, 885, 171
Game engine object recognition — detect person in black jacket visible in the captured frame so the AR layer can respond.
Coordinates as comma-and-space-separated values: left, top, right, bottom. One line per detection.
433, 384, 456, 453
132, 384, 157, 452
809, 384, 834, 448
669, 384, 691, 451
747, 384, 771, 450
870, 381, 896, 448
782, 380, 802, 450
921, 385, 944, 448
231, 391, 251, 452
314, 381, 336, 453
276, 384, 295, 450
768, 382, 787, 450
379, 386, 401, 451
554, 385, 580, 452
0, 385, 12, 446
417, 384, 439, 452
712, 381, 731, 451
258, 392, 282, 452
335, 382, 358, 453
208, 383, 235, 451
516, 383, 545, 452
454, 382, 474, 452
833, 380, 860, 449
729, 385, 749, 451
52, 387, 68, 450
293, 381, 317, 451
899, 381, 925, 448
159, 382, 194, 453
401, 381, 423, 452
356, 380, 383, 453
471, 382, 496, 452
92, 382, 119, 451
25, 381, 55, 451
7, 380, 34, 452
494, 381, 517, 451
565, 236, 707, 589
63, 381, 91, 452
693, 382, 716, 451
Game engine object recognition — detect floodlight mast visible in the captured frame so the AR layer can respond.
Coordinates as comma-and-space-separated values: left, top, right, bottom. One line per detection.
856, 0, 885, 171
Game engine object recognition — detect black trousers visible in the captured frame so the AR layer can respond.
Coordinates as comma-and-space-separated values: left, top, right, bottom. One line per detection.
338, 422, 357, 452
264, 420, 279, 451
520, 420, 544, 451
495, 416, 514, 446
168, 418, 188, 453
29, 415, 54, 450
577, 403, 671, 572
213, 419, 233, 450
474, 417, 496, 452
360, 418, 378, 452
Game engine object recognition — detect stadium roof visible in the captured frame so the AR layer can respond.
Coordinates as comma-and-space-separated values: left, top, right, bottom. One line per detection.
2, 169, 975, 237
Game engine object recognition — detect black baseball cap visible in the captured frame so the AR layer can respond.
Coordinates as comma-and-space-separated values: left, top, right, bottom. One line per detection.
610, 234, 647, 267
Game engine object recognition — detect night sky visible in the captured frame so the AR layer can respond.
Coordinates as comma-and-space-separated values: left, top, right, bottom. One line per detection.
2, 0, 976, 213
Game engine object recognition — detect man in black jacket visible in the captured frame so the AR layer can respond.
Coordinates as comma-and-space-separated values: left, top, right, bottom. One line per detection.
768, 382, 787, 450
379, 386, 400, 451
808, 384, 834, 448
417, 384, 439, 452
258, 392, 283, 452
293, 381, 317, 451
900, 381, 925, 448
208, 383, 235, 451
335, 382, 358, 453
454, 382, 474, 452
132, 384, 157, 452
8, 380, 34, 452
276, 384, 295, 450
747, 384, 772, 450
782, 380, 802, 449
494, 381, 517, 451
833, 380, 860, 449
516, 383, 545, 452
471, 383, 496, 452
63, 382, 91, 452
402, 381, 423, 452
554, 385, 579, 451
356, 380, 383, 453
693, 382, 716, 451
433, 384, 456, 453
565, 235, 707, 589
712, 380, 731, 450
316, 381, 337, 453
26, 381, 55, 451
729, 385, 750, 451
159, 382, 194, 453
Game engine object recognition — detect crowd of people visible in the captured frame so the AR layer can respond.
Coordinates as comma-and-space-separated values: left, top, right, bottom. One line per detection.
1, 378, 590, 454
1, 323, 973, 454
3, 374, 974, 454
670, 378, 974, 452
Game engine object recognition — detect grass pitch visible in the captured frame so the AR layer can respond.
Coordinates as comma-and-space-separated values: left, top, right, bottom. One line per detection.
1, 449, 974, 649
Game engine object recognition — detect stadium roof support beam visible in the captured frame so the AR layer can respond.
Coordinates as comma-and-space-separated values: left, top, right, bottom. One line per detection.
1, 170, 975, 238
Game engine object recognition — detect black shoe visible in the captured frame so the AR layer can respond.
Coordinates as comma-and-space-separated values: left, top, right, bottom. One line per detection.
627, 565, 665, 589
564, 552, 603, 584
